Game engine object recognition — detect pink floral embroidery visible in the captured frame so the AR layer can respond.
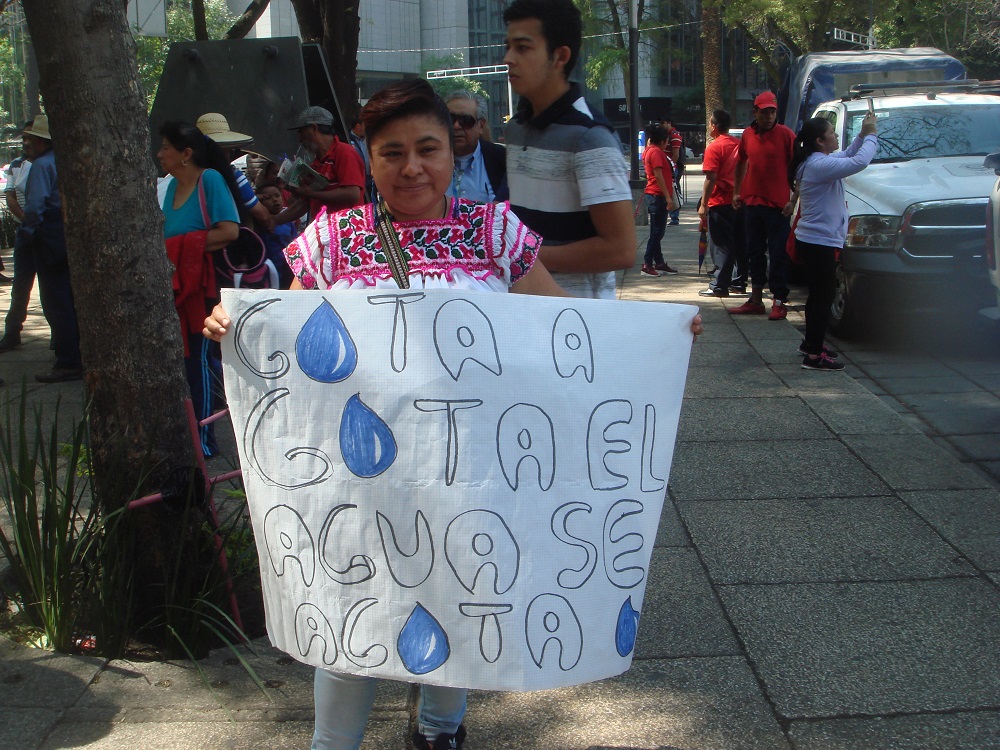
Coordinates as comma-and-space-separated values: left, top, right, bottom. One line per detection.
289, 199, 539, 289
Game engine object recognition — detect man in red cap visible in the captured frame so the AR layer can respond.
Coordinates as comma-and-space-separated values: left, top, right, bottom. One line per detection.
730, 91, 796, 319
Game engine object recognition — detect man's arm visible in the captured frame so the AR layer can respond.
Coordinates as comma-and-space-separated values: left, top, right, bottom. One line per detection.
295, 184, 362, 212
653, 167, 676, 211
699, 171, 718, 217
537, 200, 635, 274
250, 201, 274, 232
732, 160, 748, 209
4, 191, 24, 222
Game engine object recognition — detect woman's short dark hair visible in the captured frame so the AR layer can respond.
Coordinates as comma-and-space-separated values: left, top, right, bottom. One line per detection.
788, 117, 831, 188
360, 80, 455, 151
503, 0, 582, 78
160, 120, 246, 223
645, 124, 668, 146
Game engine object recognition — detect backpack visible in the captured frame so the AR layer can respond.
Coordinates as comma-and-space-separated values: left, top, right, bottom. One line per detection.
197, 175, 278, 290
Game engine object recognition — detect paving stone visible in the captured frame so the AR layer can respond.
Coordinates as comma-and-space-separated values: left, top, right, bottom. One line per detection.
679, 497, 973, 584
796, 391, 921, 435
899, 391, 1000, 435
688, 341, 763, 368
843, 434, 990, 491
634, 548, 739, 659
720, 578, 1000, 717
743, 338, 803, 365
678, 397, 828, 442
653, 499, 688, 547
902, 489, 1000, 571
877, 375, 983, 395
789, 710, 1000, 749
862, 362, 956, 379
39, 718, 321, 750
0, 636, 104, 709
0, 707, 63, 750
683, 363, 791, 399
853, 377, 887, 396
947, 434, 1000, 461
772, 365, 876, 396
467, 657, 791, 750
670, 439, 887, 501
949, 358, 1000, 377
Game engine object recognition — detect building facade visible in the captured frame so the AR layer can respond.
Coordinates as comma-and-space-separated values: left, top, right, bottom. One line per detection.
230, 0, 767, 145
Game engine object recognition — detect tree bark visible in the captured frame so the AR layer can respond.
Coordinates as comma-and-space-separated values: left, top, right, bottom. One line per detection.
192, 0, 209, 41
226, 0, 273, 39
702, 1, 723, 138
20, 0, 199, 622
289, 0, 361, 122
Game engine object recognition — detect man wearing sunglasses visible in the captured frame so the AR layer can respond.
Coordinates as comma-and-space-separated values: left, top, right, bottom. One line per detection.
445, 90, 508, 203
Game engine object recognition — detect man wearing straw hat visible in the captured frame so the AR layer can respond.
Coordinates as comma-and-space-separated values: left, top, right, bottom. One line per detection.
19, 114, 84, 383
195, 112, 274, 231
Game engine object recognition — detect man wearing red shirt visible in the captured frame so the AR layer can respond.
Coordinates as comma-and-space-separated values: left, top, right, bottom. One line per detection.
279, 106, 366, 223
659, 115, 684, 225
640, 125, 678, 276
731, 92, 796, 319
697, 109, 743, 297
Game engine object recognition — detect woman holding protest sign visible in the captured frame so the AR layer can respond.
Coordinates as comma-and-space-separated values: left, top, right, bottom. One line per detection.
204, 79, 702, 750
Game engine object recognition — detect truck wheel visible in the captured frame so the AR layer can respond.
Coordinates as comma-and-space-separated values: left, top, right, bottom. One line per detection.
828, 262, 857, 337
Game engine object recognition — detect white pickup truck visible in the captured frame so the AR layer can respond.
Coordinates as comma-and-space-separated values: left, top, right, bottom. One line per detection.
809, 90, 1000, 335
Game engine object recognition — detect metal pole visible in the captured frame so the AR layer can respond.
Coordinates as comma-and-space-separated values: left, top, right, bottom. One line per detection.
628, 0, 640, 181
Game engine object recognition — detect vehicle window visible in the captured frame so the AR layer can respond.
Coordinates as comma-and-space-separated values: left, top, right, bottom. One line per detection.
817, 110, 838, 131
846, 104, 1000, 162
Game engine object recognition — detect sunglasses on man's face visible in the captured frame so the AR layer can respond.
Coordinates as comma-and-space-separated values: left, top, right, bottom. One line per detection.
450, 113, 478, 129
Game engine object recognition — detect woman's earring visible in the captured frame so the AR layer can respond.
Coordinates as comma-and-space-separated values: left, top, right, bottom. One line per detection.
182, 160, 188, 166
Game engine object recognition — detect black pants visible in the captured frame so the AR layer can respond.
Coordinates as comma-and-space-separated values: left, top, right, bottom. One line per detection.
797, 239, 838, 355
744, 205, 790, 301
708, 204, 746, 291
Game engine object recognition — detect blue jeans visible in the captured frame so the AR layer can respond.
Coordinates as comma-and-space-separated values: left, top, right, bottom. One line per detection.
743, 204, 790, 302
312, 669, 467, 750
643, 193, 667, 265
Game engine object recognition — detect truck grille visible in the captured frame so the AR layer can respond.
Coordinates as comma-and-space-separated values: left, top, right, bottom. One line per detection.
898, 199, 989, 261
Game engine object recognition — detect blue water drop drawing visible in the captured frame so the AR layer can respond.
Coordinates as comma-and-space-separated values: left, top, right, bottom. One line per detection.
615, 596, 640, 657
340, 394, 398, 477
296, 300, 358, 382
397, 603, 450, 674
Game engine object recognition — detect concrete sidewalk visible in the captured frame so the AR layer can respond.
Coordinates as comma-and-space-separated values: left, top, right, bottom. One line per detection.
1, 222, 999, 749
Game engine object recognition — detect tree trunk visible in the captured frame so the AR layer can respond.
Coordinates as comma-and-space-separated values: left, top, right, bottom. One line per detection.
702, 1, 723, 138
21, 0, 200, 627
192, 0, 209, 41
226, 0, 273, 39
289, 0, 361, 122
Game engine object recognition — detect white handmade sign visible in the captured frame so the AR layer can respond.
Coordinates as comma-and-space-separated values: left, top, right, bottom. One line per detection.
220, 288, 696, 691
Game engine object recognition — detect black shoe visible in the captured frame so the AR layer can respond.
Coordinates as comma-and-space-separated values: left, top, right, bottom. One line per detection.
413, 725, 466, 750
0, 335, 22, 353
801, 353, 845, 371
35, 366, 84, 383
798, 341, 839, 359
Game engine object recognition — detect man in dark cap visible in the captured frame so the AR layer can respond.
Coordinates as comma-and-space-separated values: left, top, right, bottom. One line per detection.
276, 106, 366, 223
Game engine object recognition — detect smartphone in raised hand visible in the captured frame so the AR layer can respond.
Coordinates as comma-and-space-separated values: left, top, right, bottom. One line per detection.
867, 97, 875, 115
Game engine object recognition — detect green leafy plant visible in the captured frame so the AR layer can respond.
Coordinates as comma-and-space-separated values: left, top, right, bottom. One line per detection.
0, 390, 99, 651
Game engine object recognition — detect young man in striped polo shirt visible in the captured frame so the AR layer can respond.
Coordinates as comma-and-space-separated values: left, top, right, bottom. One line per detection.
502, 0, 635, 300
